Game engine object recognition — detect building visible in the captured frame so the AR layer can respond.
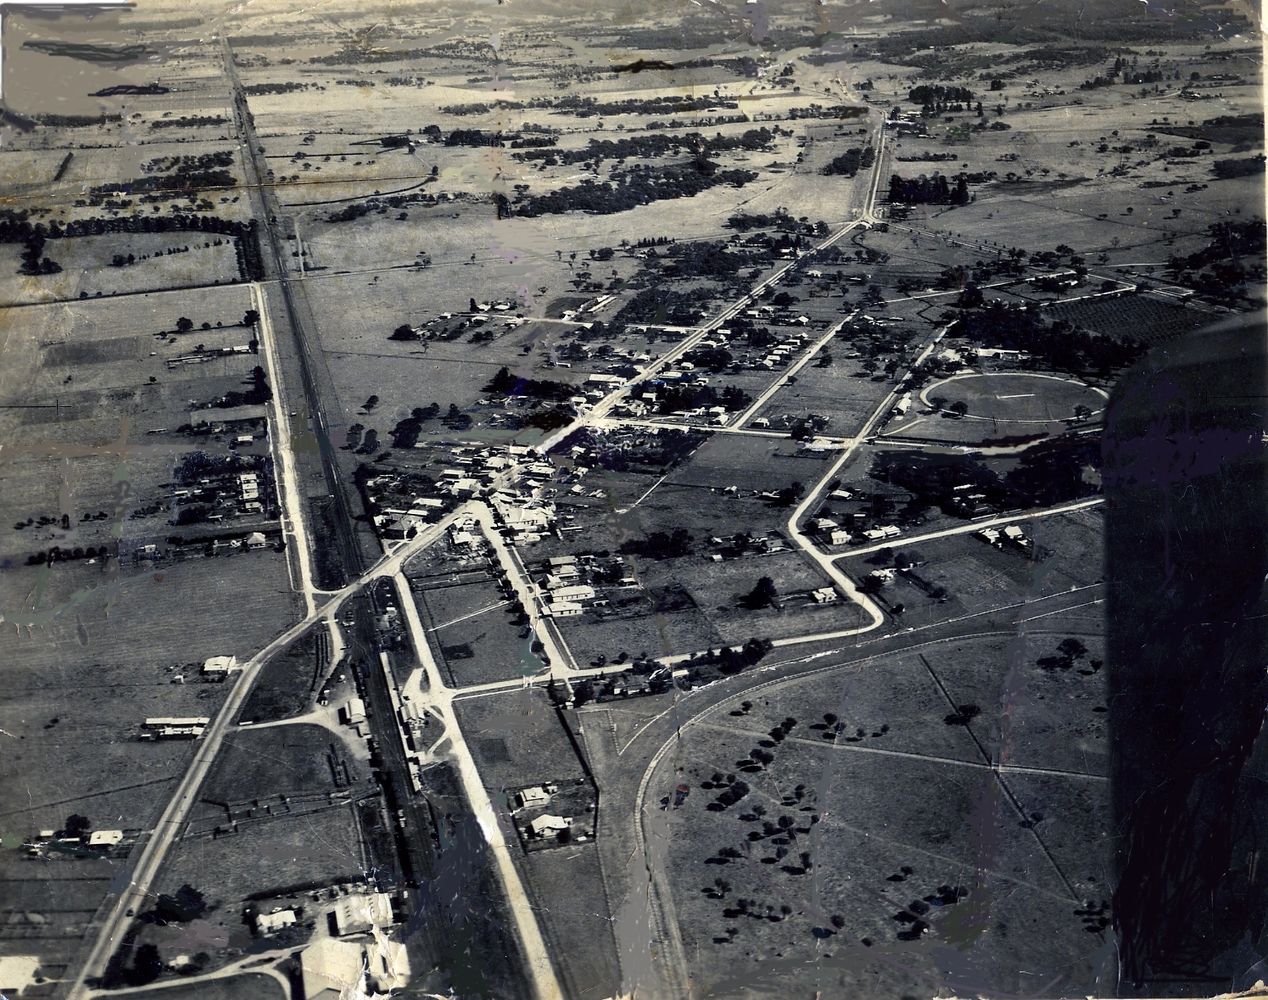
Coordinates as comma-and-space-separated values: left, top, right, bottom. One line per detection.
527, 814, 572, 839
545, 601, 583, 618
300, 938, 365, 1000
551, 584, 595, 603
811, 587, 839, 604
245, 532, 268, 550
201, 655, 240, 676
342, 698, 367, 726
0, 955, 40, 997
1003, 525, 1031, 548
830, 529, 852, 546
331, 892, 395, 937
87, 830, 124, 849
978, 527, 1002, 546
515, 785, 554, 810
255, 908, 298, 935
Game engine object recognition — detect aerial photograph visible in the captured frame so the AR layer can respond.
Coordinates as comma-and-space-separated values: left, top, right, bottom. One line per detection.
0, 1, 1263, 998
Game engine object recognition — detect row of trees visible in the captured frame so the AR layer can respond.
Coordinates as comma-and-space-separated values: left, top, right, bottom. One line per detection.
887, 173, 971, 206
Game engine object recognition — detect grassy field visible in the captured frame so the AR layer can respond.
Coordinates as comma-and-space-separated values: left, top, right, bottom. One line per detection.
0, 234, 242, 305
843, 506, 1104, 630
414, 573, 542, 687
454, 688, 590, 794
237, 628, 326, 724
647, 636, 1112, 998
199, 723, 370, 809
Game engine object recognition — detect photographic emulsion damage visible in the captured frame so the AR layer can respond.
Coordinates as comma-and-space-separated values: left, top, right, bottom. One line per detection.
0, 2, 1263, 999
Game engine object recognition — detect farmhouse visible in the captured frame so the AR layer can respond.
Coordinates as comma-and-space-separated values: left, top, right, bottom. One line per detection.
202, 654, 240, 676
516, 784, 556, 809
87, 830, 124, 849
255, 908, 298, 935
528, 814, 572, 839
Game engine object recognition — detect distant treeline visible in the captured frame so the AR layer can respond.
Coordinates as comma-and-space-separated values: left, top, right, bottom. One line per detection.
515, 163, 756, 218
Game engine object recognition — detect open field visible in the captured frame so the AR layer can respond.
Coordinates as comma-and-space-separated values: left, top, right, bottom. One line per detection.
453, 688, 590, 794
842, 506, 1104, 630
645, 637, 1112, 998
415, 573, 543, 687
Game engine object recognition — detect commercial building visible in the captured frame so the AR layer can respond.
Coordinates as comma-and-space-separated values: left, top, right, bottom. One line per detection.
331, 892, 395, 937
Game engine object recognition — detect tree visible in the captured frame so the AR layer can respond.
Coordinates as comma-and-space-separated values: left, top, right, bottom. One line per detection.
949, 400, 969, 418
743, 576, 779, 610
242, 309, 260, 327
64, 813, 92, 839
1058, 637, 1088, 660
155, 884, 207, 924
132, 944, 163, 985
175, 317, 194, 333
363, 395, 379, 412
389, 324, 417, 341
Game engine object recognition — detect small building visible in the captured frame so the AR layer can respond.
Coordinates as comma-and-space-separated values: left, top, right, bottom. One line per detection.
545, 601, 583, 618
331, 892, 395, 937
527, 814, 572, 839
978, 527, 1002, 546
342, 698, 367, 726
830, 529, 853, 546
87, 830, 124, 849
1003, 525, 1031, 548
245, 532, 268, 550
811, 586, 839, 604
202, 655, 240, 676
515, 785, 554, 810
255, 908, 298, 935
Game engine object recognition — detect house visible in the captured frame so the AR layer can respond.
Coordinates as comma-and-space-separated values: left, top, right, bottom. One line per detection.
545, 601, 582, 618
331, 892, 395, 937
811, 517, 839, 532
1003, 525, 1031, 548
87, 829, 124, 849
245, 532, 268, 550
978, 527, 1002, 546
201, 655, 240, 676
342, 698, 367, 726
811, 586, 839, 603
527, 814, 572, 839
830, 528, 853, 546
551, 584, 595, 603
255, 908, 298, 935
752, 417, 770, 428
515, 785, 554, 810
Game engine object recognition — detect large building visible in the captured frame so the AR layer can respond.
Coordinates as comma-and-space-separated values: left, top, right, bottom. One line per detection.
331, 892, 395, 937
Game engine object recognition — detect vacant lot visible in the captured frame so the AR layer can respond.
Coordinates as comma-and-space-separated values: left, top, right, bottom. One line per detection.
414, 574, 541, 687
453, 688, 590, 794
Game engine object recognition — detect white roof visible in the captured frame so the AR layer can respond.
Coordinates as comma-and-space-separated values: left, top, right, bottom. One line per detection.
256, 908, 298, 933
300, 937, 365, 998
88, 829, 124, 847
528, 814, 572, 836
